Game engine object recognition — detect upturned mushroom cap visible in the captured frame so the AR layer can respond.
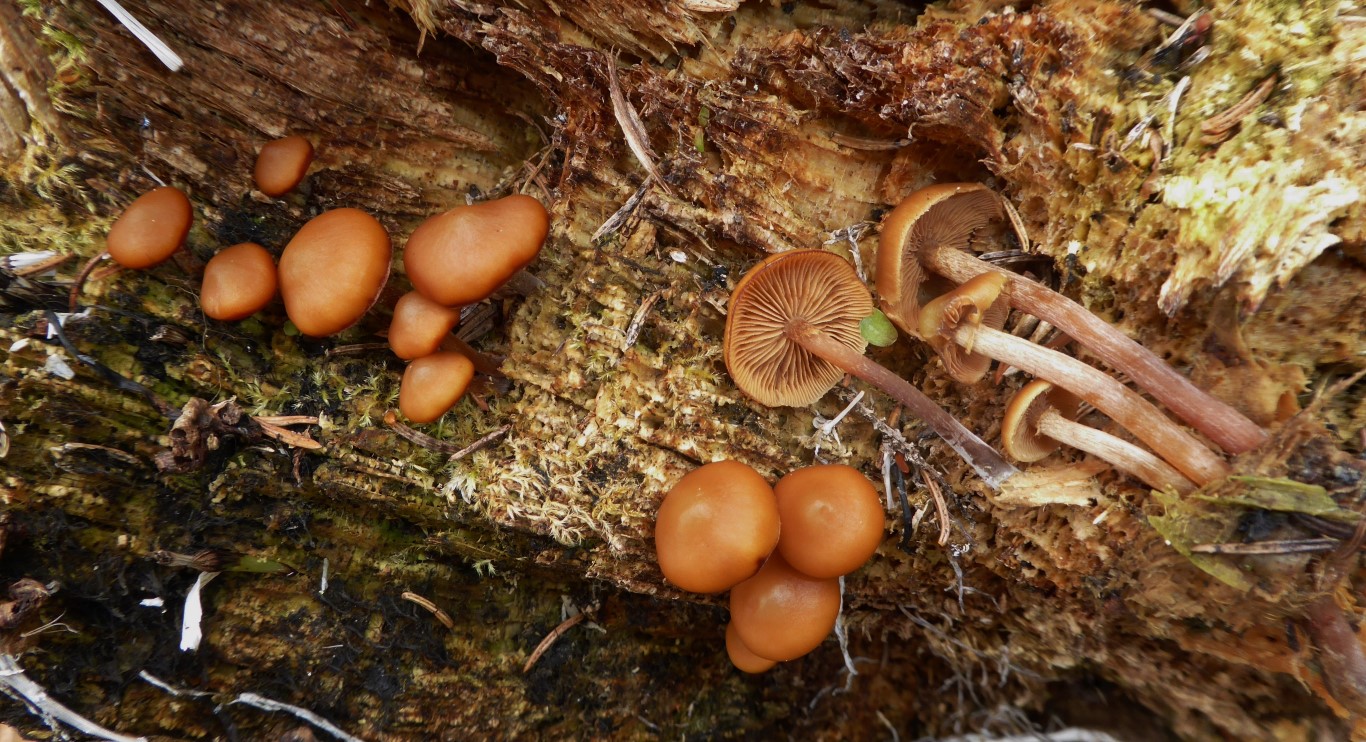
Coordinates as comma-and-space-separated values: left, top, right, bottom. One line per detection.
725, 622, 776, 674
254, 135, 315, 197
278, 208, 392, 337
773, 464, 884, 579
398, 351, 475, 423
201, 242, 278, 321
107, 186, 194, 269
389, 291, 461, 360
876, 182, 1003, 334
1001, 380, 1082, 462
724, 250, 872, 407
404, 194, 549, 307
918, 272, 1010, 383
654, 460, 780, 594
729, 551, 841, 662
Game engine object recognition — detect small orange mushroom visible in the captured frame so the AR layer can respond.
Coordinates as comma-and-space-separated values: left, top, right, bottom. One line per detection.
654, 460, 780, 594
388, 291, 461, 360
725, 622, 776, 674
254, 135, 315, 197
200, 243, 277, 321
773, 464, 884, 579
106, 186, 193, 269
398, 351, 475, 423
277, 208, 391, 337
729, 551, 840, 662
404, 194, 549, 307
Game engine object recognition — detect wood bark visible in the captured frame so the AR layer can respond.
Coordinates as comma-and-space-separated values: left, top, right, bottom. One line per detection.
2, 0, 1366, 739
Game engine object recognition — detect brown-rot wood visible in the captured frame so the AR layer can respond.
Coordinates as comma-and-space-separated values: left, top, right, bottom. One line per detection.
1, 0, 1365, 739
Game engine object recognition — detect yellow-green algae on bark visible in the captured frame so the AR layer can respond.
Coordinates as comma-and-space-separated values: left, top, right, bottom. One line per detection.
1, 0, 1365, 739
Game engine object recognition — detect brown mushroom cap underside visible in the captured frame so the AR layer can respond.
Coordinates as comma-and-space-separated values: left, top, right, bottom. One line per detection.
919, 271, 1011, 383
1002, 380, 1082, 462
724, 250, 872, 407
876, 182, 1003, 335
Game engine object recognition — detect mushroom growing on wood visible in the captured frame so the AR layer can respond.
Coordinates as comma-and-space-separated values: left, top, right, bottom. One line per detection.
254, 135, 314, 197
404, 194, 550, 307
398, 350, 475, 423
106, 186, 193, 269
277, 208, 391, 337
654, 460, 780, 594
729, 551, 840, 662
388, 290, 461, 361
878, 182, 1266, 455
724, 249, 1018, 489
200, 242, 277, 321
919, 272, 1228, 486
1003, 380, 1195, 494
725, 622, 776, 674
773, 464, 884, 578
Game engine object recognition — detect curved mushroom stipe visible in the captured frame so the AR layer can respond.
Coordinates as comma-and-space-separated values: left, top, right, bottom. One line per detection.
1004, 380, 1195, 494
879, 183, 1267, 455
923, 274, 1229, 486
724, 250, 1018, 490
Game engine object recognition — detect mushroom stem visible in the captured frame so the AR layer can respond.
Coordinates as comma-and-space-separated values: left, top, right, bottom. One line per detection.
788, 320, 1019, 489
928, 245, 1266, 455
959, 323, 1229, 485
439, 335, 506, 378
1035, 409, 1195, 494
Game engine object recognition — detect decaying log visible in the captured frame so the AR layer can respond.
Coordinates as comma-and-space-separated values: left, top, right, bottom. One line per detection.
2, 0, 1366, 739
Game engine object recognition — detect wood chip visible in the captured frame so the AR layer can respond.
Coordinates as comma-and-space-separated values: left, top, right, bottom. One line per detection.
1200, 73, 1277, 144
607, 61, 672, 196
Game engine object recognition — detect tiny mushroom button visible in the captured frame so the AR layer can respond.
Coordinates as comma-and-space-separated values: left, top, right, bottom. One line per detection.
277, 208, 392, 337
200, 242, 277, 321
254, 135, 315, 197
106, 186, 193, 269
404, 194, 550, 307
388, 290, 461, 360
398, 351, 475, 424
653, 460, 780, 594
773, 464, 884, 579
729, 551, 841, 663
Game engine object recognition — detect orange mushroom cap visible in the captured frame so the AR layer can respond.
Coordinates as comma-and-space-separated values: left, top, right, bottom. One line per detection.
403, 194, 549, 306
389, 291, 461, 360
729, 551, 840, 662
278, 208, 392, 337
201, 242, 278, 321
918, 271, 1011, 384
725, 621, 776, 674
254, 135, 315, 197
876, 182, 1003, 335
654, 460, 780, 594
107, 186, 193, 269
398, 351, 475, 424
1001, 379, 1083, 463
774, 464, 884, 579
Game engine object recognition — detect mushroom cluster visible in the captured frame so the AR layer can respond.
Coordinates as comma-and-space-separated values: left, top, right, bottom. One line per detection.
104, 136, 551, 428
654, 459, 883, 673
721, 183, 1264, 499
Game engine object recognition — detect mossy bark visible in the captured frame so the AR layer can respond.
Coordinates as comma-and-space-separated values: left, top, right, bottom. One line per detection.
2, 0, 1365, 739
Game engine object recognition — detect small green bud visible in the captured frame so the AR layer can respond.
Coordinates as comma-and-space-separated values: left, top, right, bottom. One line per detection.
860, 310, 898, 347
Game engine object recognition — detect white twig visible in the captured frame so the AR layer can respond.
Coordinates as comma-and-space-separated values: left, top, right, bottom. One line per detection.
812, 390, 865, 461
0, 654, 148, 742
228, 693, 365, 742
179, 571, 218, 652
138, 671, 212, 698
319, 557, 330, 595
92, 0, 184, 72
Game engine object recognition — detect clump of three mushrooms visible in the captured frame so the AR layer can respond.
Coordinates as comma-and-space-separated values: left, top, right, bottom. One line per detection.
391, 194, 550, 423
654, 459, 884, 673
